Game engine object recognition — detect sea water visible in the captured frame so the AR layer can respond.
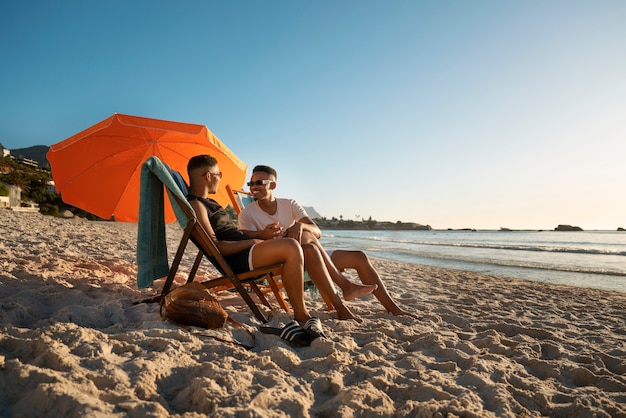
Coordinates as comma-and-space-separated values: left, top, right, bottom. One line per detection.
319, 230, 626, 293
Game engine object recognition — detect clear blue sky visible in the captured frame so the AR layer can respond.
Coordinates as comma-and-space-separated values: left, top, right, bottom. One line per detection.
2, 1, 625, 230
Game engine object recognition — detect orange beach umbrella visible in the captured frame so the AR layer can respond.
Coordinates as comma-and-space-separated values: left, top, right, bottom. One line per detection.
47, 113, 246, 222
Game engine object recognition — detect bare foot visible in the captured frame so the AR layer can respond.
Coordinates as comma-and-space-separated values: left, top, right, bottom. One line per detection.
336, 305, 363, 323
342, 283, 378, 301
389, 307, 419, 319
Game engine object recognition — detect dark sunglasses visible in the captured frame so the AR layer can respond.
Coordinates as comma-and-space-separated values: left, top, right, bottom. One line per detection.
247, 179, 273, 187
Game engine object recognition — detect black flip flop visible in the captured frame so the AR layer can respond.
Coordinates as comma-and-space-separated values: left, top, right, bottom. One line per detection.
260, 320, 313, 347
303, 317, 328, 339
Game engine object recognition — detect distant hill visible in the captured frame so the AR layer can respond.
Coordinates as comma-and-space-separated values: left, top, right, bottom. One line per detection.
304, 206, 321, 219
10, 145, 51, 169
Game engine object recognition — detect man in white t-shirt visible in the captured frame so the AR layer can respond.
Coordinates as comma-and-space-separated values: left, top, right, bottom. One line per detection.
238, 165, 416, 318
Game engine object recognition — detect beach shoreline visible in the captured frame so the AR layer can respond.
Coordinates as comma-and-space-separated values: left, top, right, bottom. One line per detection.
320, 228, 626, 294
1, 211, 625, 417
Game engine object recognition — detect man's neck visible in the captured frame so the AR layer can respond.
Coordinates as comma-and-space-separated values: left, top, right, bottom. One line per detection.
187, 185, 209, 198
257, 196, 277, 215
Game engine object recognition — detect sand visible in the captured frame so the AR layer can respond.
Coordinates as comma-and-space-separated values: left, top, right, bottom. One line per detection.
1, 210, 625, 417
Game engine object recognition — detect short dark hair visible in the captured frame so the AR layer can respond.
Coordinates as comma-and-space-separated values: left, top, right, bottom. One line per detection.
188, 154, 217, 176
252, 165, 277, 179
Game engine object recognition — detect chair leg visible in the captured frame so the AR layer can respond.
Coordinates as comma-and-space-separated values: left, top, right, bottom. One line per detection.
186, 251, 203, 283
250, 282, 273, 309
162, 222, 194, 297
229, 278, 268, 323
267, 275, 291, 313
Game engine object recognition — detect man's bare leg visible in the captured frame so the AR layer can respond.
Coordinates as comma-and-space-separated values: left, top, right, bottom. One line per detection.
300, 231, 377, 301
331, 250, 417, 318
252, 238, 311, 323
302, 244, 362, 322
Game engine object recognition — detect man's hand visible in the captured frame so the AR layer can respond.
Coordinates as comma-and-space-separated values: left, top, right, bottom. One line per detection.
284, 222, 303, 243
263, 222, 283, 239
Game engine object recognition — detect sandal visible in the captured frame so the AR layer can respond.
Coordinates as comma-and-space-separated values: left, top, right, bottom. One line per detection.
260, 321, 313, 347
303, 317, 328, 339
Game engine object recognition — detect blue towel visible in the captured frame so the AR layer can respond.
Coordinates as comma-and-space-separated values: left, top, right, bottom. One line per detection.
136, 156, 192, 289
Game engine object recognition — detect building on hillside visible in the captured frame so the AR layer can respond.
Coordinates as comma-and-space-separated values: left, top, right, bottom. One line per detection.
0, 183, 39, 212
6, 183, 22, 207
17, 157, 39, 168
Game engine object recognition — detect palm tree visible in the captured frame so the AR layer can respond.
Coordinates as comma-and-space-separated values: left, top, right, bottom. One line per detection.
3, 171, 30, 194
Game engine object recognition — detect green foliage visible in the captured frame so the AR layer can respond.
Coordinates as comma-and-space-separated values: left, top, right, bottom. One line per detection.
2, 171, 31, 193
0, 183, 8, 196
0, 155, 21, 170
316, 216, 431, 230
0, 156, 61, 215
225, 205, 238, 223
40, 203, 59, 216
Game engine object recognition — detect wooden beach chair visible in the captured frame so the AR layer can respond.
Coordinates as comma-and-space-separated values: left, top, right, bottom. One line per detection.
137, 156, 290, 323
226, 184, 254, 214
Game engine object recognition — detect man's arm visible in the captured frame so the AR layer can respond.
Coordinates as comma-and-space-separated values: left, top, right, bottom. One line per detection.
240, 223, 281, 240
298, 217, 322, 238
281, 198, 321, 241
284, 216, 321, 242
190, 200, 259, 255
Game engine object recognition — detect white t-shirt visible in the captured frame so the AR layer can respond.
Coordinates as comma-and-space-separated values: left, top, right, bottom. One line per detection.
238, 198, 309, 231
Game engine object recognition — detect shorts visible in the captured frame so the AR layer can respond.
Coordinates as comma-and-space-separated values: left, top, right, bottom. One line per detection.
224, 244, 255, 274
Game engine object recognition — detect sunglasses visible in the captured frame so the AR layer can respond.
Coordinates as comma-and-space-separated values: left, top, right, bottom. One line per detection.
247, 179, 273, 187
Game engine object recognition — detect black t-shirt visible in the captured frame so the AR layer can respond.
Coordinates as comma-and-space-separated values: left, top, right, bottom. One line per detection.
187, 195, 249, 241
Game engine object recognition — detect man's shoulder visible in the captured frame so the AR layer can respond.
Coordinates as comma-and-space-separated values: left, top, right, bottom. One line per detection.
239, 200, 260, 215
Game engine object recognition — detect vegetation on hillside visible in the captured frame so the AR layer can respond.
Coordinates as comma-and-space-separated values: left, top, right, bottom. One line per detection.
315, 215, 431, 230
0, 156, 98, 219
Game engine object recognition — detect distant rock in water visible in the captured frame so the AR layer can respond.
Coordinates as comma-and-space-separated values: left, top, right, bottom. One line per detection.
618, 227, 625, 232
554, 224, 583, 231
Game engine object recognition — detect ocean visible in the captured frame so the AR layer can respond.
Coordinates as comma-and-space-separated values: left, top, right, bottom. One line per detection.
319, 229, 626, 293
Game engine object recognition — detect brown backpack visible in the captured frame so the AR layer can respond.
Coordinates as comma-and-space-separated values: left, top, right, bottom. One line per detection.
160, 282, 228, 329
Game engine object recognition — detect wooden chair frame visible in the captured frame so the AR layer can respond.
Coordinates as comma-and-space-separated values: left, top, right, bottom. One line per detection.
147, 165, 290, 323
226, 184, 252, 215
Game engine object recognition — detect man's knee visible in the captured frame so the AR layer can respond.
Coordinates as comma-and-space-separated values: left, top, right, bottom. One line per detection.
302, 243, 321, 257
300, 230, 318, 245
354, 250, 368, 264
281, 238, 303, 257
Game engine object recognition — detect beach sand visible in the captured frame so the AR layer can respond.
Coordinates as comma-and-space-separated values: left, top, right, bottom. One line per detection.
1, 211, 625, 417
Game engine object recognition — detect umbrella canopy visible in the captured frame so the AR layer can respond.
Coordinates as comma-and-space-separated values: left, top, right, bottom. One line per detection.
47, 113, 246, 222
